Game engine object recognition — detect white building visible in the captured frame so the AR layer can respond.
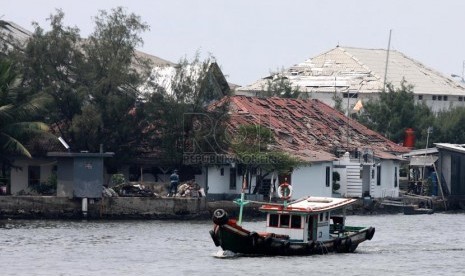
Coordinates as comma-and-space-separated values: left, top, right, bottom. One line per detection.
237, 46, 465, 113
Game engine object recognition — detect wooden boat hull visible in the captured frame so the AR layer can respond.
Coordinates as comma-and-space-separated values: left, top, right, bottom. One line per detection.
210, 218, 375, 256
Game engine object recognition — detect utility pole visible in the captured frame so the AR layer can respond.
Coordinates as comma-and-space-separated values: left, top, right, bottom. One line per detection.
383, 29, 392, 91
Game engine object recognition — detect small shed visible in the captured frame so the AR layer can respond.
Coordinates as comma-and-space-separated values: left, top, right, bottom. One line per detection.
47, 152, 114, 198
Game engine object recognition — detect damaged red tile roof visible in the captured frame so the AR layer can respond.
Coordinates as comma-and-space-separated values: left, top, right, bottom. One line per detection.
218, 95, 409, 161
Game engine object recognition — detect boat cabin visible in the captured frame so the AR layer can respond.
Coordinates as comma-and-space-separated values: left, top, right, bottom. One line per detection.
260, 197, 355, 242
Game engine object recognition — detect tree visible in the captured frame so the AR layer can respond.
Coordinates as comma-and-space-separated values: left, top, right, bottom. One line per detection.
10, 8, 152, 170
356, 79, 434, 145
79, 7, 151, 169
140, 54, 231, 165
432, 107, 465, 145
14, 10, 85, 138
262, 72, 300, 98
230, 124, 303, 194
0, 58, 49, 164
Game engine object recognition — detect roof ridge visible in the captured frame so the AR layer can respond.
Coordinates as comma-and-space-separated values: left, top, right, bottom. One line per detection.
337, 47, 382, 81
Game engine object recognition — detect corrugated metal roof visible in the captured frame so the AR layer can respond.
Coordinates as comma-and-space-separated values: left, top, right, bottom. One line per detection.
0, 20, 32, 50
435, 143, 465, 154
215, 96, 409, 162
237, 46, 465, 96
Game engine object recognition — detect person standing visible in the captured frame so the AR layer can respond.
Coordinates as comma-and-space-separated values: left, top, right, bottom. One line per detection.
168, 170, 180, 197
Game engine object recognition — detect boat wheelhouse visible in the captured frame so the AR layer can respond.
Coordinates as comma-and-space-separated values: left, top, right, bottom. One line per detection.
210, 196, 375, 256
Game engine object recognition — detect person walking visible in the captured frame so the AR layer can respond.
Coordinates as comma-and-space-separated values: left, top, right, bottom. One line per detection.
168, 169, 180, 197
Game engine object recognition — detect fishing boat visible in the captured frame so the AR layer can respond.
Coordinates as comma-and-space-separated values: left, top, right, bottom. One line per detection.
209, 184, 375, 256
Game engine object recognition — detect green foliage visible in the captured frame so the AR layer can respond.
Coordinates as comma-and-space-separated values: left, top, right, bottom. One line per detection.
232, 125, 302, 175
0, 58, 50, 161
9, 8, 151, 169
332, 92, 344, 112
111, 173, 126, 186
262, 73, 300, 98
432, 107, 465, 145
141, 53, 230, 164
30, 173, 57, 195
356, 79, 434, 145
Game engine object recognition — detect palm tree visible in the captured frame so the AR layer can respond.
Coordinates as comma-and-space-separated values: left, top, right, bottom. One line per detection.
0, 59, 49, 161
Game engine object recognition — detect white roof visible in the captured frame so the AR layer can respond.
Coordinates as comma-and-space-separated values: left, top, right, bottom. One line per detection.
0, 20, 32, 49
260, 196, 356, 214
238, 46, 465, 96
435, 143, 465, 154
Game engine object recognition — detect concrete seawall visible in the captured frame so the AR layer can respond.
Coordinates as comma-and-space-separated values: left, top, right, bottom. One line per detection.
0, 196, 209, 220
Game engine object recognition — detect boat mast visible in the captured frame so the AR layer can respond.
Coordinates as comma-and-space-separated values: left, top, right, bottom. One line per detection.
234, 175, 249, 226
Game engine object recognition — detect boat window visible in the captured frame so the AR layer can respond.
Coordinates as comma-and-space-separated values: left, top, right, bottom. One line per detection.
325, 212, 329, 221
319, 213, 324, 221
291, 215, 301, 229
280, 214, 290, 228
269, 214, 279, 227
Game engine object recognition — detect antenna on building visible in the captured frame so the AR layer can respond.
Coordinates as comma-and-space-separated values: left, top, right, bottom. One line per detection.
383, 29, 392, 91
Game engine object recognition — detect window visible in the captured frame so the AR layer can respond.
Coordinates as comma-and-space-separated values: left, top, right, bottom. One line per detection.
269, 214, 279, 227
394, 167, 398, 187
229, 167, 236, 189
319, 213, 324, 221
459, 96, 463, 102
432, 95, 437, 100
28, 166, 40, 187
291, 215, 302, 229
376, 166, 381, 186
325, 166, 330, 187
438, 95, 442, 101
418, 95, 423, 100
220, 167, 224, 176
343, 92, 358, 98
280, 214, 290, 228
444, 96, 448, 101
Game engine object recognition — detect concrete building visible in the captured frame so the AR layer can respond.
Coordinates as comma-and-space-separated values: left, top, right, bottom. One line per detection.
200, 96, 409, 200
237, 46, 465, 113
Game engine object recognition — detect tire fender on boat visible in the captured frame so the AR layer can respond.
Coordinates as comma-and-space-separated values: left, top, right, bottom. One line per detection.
249, 232, 259, 248
209, 229, 220, 247
344, 238, 352, 252
212, 209, 229, 225
333, 237, 342, 248
277, 183, 293, 200
366, 227, 375, 240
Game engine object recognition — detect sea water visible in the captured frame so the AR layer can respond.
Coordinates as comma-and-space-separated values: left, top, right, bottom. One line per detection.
1, 213, 464, 276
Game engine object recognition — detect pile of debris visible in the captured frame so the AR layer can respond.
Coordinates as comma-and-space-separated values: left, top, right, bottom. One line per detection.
175, 180, 205, 198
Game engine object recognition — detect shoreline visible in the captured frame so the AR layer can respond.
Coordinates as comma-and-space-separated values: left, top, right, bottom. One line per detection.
0, 195, 461, 220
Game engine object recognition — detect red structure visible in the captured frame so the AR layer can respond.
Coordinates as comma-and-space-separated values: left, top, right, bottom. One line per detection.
403, 128, 415, 149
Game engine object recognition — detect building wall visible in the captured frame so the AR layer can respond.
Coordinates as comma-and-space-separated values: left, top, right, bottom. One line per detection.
291, 162, 333, 198
371, 160, 400, 198
207, 165, 255, 196
334, 154, 400, 198
11, 158, 55, 195
206, 162, 332, 199
439, 152, 452, 193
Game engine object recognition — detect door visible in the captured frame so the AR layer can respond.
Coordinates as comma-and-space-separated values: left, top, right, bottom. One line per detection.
307, 215, 318, 242
362, 165, 371, 196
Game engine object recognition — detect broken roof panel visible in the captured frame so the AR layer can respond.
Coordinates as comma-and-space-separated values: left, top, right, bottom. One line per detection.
216, 96, 409, 162
237, 46, 465, 96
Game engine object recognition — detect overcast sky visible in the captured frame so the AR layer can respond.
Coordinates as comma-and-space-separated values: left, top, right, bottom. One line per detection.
2, 0, 465, 86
